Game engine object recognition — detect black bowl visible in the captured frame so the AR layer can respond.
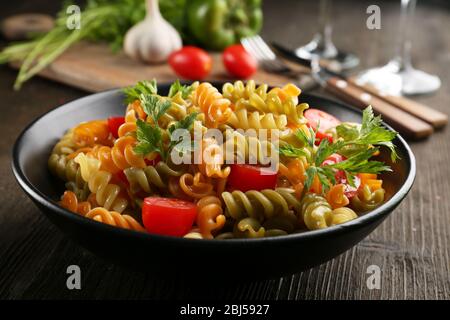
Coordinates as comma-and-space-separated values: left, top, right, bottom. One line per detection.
12, 84, 416, 280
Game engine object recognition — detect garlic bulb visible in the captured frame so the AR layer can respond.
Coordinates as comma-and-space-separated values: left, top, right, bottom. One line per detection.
124, 0, 182, 63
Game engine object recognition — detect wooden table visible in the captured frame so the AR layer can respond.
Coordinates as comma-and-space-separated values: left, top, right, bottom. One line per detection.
0, 0, 449, 300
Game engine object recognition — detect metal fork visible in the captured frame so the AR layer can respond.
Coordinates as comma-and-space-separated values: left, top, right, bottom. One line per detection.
241, 35, 304, 77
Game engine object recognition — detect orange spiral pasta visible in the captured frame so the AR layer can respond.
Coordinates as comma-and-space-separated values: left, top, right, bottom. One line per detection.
87, 145, 121, 174
325, 184, 349, 209
191, 82, 232, 128
358, 173, 383, 191
85, 207, 145, 231
59, 190, 92, 215
198, 137, 231, 179
278, 158, 307, 198
126, 100, 147, 122
111, 136, 146, 170
196, 196, 226, 239
179, 172, 215, 199
73, 120, 112, 147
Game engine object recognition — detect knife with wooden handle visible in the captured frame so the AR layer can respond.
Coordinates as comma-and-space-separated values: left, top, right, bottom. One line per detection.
326, 77, 433, 139
272, 42, 445, 134
348, 77, 448, 128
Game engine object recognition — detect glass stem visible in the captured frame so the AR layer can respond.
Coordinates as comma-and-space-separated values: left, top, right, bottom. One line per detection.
315, 0, 334, 50
393, 0, 416, 71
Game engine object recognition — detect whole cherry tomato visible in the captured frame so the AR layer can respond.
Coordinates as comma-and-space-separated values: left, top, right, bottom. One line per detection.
222, 44, 257, 78
169, 46, 212, 80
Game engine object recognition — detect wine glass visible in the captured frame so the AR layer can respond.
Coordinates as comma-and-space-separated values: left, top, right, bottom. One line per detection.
355, 0, 441, 95
295, 0, 359, 71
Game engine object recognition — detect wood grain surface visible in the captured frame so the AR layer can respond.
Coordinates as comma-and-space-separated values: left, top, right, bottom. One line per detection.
0, 0, 449, 300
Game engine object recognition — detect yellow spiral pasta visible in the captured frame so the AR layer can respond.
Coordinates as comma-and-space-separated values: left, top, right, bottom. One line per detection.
222, 80, 307, 125
85, 207, 145, 231
222, 129, 276, 165
74, 153, 128, 213
227, 108, 287, 130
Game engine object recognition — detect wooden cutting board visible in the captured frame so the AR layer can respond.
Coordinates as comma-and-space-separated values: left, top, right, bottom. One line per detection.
11, 42, 315, 93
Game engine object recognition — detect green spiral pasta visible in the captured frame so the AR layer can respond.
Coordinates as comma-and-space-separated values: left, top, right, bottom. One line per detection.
50, 129, 78, 156
221, 188, 301, 222
300, 193, 333, 230
351, 185, 385, 212
124, 161, 185, 194
329, 207, 358, 225
48, 154, 89, 200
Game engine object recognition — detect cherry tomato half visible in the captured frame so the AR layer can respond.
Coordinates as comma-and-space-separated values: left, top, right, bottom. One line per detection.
142, 197, 197, 237
304, 109, 341, 133
227, 164, 277, 192
222, 44, 258, 79
107, 116, 125, 139
321, 153, 359, 198
168, 46, 212, 80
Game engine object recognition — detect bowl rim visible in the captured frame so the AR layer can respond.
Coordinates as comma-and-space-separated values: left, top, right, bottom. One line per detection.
11, 87, 416, 247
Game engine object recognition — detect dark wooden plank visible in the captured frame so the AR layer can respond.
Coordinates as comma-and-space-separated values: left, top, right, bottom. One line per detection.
0, 0, 449, 300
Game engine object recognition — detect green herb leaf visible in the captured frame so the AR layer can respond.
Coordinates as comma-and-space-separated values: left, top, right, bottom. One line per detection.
140, 94, 172, 124
295, 126, 316, 148
326, 147, 391, 174
304, 166, 317, 192
279, 144, 310, 159
168, 112, 199, 135
134, 119, 163, 156
123, 79, 157, 104
168, 80, 194, 99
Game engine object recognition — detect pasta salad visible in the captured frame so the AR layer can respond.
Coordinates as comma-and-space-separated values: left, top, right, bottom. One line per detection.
48, 80, 398, 239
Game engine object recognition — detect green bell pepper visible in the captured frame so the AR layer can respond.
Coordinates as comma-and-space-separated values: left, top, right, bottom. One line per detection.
187, 0, 263, 51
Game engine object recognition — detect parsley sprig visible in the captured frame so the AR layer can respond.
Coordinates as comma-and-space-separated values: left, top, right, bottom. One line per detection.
279, 106, 398, 192
123, 80, 158, 104
130, 81, 197, 162
168, 80, 195, 99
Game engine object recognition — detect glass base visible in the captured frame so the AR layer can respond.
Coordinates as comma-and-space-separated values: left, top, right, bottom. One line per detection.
356, 62, 441, 96
295, 38, 359, 71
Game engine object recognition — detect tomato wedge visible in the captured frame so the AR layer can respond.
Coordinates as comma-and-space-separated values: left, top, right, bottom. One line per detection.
142, 197, 197, 237
305, 109, 341, 131
227, 164, 277, 192
107, 116, 125, 139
